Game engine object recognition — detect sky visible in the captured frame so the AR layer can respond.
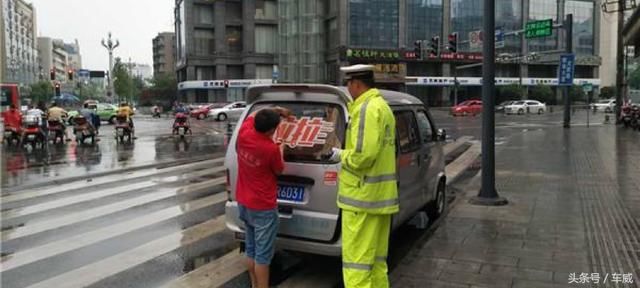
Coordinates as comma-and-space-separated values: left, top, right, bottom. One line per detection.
28, 0, 175, 72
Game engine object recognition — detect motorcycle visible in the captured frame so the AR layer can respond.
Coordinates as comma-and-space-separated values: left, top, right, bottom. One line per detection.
22, 115, 45, 150
630, 105, 640, 131
3, 126, 22, 147
172, 113, 191, 139
48, 119, 65, 144
114, 115, 133, 143
621, 105, 633, 128
73, 115, 96, 145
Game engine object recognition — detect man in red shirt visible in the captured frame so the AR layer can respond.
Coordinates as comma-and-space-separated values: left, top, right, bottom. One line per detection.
236, 107, 290, 288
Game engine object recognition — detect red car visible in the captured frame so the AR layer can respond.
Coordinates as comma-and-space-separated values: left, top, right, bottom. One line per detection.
451, 100, 483, 116
190, 103, 227, 120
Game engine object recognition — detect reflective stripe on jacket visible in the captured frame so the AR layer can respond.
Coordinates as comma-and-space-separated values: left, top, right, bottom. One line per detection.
337, 88, 398, 214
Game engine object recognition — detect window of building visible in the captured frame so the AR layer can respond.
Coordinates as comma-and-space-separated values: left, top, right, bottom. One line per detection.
565, 0, 594, 55
196, 66, 215, 80
227, 65, 244, 79
196, 5, 214, 25
225, 2, 242, 22
349, 0, 398, 49
256, 65, 273, 78
407, 0, 443, 47
194, 29, 215, 56
226, 27, 243, 53
450, 0, 521, 53
255, 25, 277, 53
256, 0, 277, 20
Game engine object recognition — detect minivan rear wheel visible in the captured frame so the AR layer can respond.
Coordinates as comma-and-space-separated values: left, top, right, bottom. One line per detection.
426, 181, 446, 221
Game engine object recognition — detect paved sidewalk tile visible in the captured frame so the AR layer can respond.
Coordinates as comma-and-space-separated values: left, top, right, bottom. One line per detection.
391, 126, 640, 288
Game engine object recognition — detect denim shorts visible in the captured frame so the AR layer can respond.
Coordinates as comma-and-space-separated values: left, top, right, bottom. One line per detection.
238, 205, 279, 265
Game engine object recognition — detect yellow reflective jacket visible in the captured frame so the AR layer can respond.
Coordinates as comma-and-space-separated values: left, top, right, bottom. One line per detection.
337, 88, 398, 214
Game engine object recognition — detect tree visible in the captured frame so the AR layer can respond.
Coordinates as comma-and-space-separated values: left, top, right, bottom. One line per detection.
599, 86, 616, 99
530, 85, 555, 104
569, 85, 586, 103
142, 73, 177, 107
113, 57, 133, 103
29, 81, 53, 103
628, 67, 640, 90
497, 84, 523, 103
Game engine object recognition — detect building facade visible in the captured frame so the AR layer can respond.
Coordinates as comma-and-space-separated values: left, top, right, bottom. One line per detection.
38, 37, 69, 83
130, 62, 153, 80
174, 0, 278, 103
2, 0, 38, 85
152, 32, 176, 78
64, 39, 82, 71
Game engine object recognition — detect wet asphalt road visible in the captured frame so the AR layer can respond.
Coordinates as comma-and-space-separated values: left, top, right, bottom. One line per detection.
0, 109, 621, 288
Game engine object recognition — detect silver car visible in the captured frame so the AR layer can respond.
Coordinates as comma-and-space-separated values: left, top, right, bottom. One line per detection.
224, 84, 447, 256
208, 101, 247, 121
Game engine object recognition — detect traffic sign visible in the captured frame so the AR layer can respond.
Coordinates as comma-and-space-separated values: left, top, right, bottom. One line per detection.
582, 83, 593, 93
525, 19, 553, 39
469, 30, 482, 50
558, 54, 575, 86
495, 27, 505, 49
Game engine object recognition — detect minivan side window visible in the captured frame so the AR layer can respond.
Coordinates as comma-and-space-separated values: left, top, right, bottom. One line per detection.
415, 110, 434, 143
395, 110, 421, 153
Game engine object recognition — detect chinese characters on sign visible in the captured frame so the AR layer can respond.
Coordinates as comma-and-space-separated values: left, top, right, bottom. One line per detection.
525, 19, 553, 39
558, 54, 576, 86
274, 117, 335, 148
346, 48, 401, 61
568, 273, 634, 284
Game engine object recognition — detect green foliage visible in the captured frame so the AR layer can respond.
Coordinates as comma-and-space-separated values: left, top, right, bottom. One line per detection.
599, 86, 616, 99
498, 84, 523, 103
140, 73, 177, 107
569, 85, 586, 103
628, 67, 640, 90
29, 81, 53, 103
529, 85, 554, 104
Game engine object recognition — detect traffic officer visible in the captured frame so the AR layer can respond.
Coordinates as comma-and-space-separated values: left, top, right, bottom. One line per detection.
328, 64, 398, 288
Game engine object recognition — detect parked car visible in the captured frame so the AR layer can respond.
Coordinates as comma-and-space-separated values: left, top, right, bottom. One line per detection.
496, 101, 515, 112
451, 100, 482, 116
224, 84, 448, 256
505, 100, 546, 115
591, 99, 616, 113
208, 101, 247, 121
67, 102, 119, 124
190, 103, 227, 120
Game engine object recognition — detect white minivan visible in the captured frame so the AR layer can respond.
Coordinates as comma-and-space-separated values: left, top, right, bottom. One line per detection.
224, 84, 447, 256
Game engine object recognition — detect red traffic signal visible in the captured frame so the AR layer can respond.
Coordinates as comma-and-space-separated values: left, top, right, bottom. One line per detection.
67, 69, 74, 81
54, 82, 61, 96
50, 69, 56, 80
448, 33, 458, 53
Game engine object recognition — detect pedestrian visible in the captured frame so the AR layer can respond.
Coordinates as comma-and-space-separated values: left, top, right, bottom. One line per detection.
328, 64, 398, 288
235, 106, 291, 288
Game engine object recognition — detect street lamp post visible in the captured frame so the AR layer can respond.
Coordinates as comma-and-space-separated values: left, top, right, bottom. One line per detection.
101, 32, 120, 103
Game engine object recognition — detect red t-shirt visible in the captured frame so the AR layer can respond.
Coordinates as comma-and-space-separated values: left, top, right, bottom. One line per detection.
2, 110, 22, 129
236, 116, 284, 210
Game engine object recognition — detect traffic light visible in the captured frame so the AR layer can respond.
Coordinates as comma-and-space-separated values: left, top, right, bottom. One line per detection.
447, 33, 458, 53
413, 40, 422, 60
50, 69, 55, 80
67, 69, 74, 81
429, 36, 440, 57
54, 82, 61, 96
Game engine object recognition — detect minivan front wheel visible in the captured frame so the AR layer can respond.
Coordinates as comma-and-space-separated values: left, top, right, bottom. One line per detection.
426, 181, 446, 221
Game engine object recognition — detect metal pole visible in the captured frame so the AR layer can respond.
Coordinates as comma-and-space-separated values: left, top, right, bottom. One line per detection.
453, 64, 458, 105
615, 0, 625, 122
563, 14, 573, 128
471, 0, 507, 206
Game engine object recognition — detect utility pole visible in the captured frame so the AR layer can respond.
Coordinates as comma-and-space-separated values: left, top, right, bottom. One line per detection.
471, 0, 508, 206
563, 14, 573, 128
101, 32, 120, 103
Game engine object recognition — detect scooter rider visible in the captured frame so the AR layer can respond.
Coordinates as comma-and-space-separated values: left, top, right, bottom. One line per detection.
79, 102, 99, 134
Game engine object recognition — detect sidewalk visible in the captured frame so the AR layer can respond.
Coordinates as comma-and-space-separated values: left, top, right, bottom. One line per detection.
391, 125, 640, 288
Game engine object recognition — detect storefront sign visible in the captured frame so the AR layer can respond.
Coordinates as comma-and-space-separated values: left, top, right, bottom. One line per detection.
345, 48, 401, 61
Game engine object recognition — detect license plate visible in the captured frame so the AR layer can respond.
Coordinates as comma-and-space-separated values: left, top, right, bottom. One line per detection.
27, 134, 35, 140
277, 185, 305, 202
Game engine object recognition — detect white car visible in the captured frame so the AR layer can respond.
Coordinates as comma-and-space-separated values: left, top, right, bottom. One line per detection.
591, 99, 616, 113
207, 101, 247, 121
505, 100, 547, 115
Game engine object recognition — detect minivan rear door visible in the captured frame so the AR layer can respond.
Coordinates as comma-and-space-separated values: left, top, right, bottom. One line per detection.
228, 85, 350, 242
